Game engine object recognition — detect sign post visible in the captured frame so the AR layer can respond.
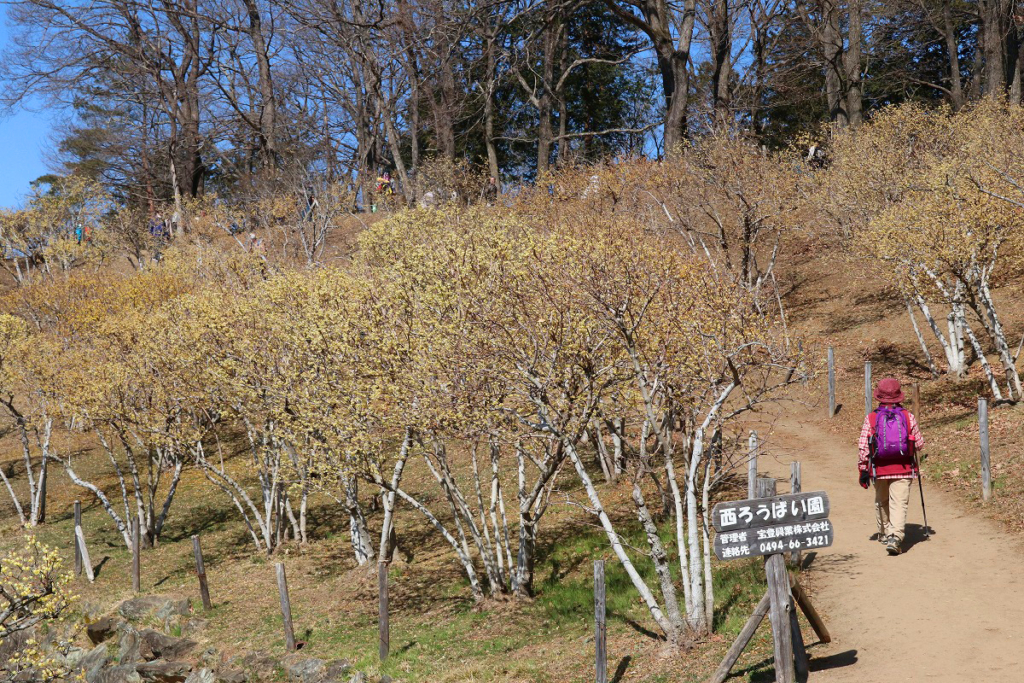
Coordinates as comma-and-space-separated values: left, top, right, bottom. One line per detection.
709, 482, 832, 683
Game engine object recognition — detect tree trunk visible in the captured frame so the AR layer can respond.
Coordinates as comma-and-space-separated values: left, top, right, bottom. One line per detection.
979, 0, 1007, 96
566, 441, 678, 643
483, 36, 500, 180
243, 0, 278, 169
844, 0, 863, 127
345, 476, 375, 565
709, 0, 732, 127
537, 20, 558, 175
906, 297, 941, 378
822, 0, 847, 125
942, 0, 966, 110
632, 484, 685, 646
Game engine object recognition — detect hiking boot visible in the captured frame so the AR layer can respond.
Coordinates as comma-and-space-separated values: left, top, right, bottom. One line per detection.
885, 535, 902, 555
877, 532, 887, 543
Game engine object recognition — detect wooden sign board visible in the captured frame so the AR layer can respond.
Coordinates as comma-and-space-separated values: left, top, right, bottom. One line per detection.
712, 491, 829, 532
714, 519, 834, 561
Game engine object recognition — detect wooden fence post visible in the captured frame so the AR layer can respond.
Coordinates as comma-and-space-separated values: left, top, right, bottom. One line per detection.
594, 560, 606, 683
748, 432, 759, 500
756, 476, 796, 683
132, 515, 141, 593
75, 526, 94, 583
827, 347, 836, 418
979, 397, 991, 502
379, 561, 390, 662
192, 535, 212, 610
73, 501, 82, 577
864, 361, 873, 416
276, 563, 296, 652
789, 463, 802, 568
912, 382, 921, 418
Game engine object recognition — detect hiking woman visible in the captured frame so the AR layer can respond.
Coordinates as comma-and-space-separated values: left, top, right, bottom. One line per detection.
858, 377, 925, 555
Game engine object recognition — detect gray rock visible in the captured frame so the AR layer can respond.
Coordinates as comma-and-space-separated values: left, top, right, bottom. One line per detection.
87, 617, 122, 645
378, 676, 392, 683
139, 630, 197, 662
58, 646, 89, 669
118, 596, 192, 623
95, 664, 143, 683
282, 655, 325, 683
346, 674, 366, 683
197, 648, 220, 668
184, 668, 215, 683
79, 644, 112, 683
240, 652, 277, 681
119, 627, 142, 665
183, 618, 209, 637
214, 668, 247, 683
136, 660, 193, 683
322, 661, 351, 683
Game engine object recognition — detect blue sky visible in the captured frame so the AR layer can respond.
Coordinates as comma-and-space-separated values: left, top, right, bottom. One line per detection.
0, 18, 55, 209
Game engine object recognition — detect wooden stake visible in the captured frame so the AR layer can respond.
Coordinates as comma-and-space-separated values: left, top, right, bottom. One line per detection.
865, 361, 873, 416
709, 592, 771, 683
378, 561, 390, 662
73, 501, 82, 577
276, 563, 296, 652
758, 476, 795, 683
747, 431, 759, 500
790, 597, 809, 682
827, 347, 836, 418
766, 555, 796, 683
755, 475, 775, 500
789, 573, 831, 643
192, 535, 212, 610
594, 560, 606, 683
789, 462, 802, 567
75, 526, 94, 583
912, 382, 921, 418
132, 515, 141, 593
980, 397, 991, 502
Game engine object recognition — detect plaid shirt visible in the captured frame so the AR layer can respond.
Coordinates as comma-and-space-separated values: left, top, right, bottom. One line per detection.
858, 408, 924, 479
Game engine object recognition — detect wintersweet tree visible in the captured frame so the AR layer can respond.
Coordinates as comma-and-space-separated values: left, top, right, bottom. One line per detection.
831, 102, 1024, 401
0, 314, 49, 528
0, 536, 77, 683
348, 208, 590, 599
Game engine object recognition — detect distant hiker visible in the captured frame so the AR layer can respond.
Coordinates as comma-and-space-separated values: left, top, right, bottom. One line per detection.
481, 176, 498, 205
858, 377, 925, 555
149, 213, 167, 240
376, 171, 394, 196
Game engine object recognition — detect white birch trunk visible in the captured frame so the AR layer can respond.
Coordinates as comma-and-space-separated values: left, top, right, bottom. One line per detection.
906, 297, 940, 378
566, 440, 673, 637
379, 428, 412, 562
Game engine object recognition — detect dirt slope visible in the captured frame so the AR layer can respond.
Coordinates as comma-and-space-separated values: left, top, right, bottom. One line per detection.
759, 413, 1024, 682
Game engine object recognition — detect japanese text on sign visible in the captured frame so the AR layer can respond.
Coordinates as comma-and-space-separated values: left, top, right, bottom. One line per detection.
714, 519, 834, 561
712, 491, 830, 532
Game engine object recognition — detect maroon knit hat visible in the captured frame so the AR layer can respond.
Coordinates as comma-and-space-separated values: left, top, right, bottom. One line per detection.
873, 377, 905, 404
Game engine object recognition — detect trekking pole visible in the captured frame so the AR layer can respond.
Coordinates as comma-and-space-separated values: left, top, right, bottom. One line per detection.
913, 452, 930, 538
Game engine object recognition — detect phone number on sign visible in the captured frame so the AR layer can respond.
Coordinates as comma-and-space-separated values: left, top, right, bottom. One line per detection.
757, 536, 830, 553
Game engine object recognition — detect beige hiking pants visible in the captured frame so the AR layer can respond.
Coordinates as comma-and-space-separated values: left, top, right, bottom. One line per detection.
874, 478, 912, 542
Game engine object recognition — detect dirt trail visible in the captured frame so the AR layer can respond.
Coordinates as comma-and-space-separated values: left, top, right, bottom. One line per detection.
759, 413, 1024, 682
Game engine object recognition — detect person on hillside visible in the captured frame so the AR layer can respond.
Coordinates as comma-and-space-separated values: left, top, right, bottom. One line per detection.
858, 377, 925, 556
481, 176, 498, 205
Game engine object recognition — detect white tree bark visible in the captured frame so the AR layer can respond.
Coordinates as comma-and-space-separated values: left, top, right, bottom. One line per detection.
566, 440, 674, 637
906, 297, 940, 378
